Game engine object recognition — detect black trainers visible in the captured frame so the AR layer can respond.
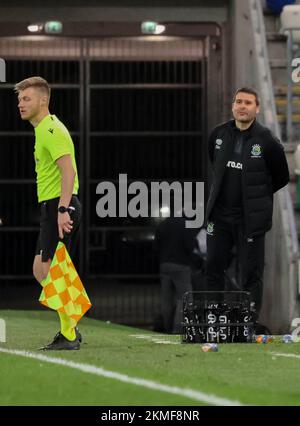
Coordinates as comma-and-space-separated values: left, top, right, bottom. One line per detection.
75, 327, 82, 343
39, 332, 80, 351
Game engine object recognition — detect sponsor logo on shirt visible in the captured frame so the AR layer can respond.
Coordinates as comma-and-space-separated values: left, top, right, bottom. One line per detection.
215, 138, 223, 150
226, 160, 243, 169
251, 144, 262, 158
207, 222, 214, 236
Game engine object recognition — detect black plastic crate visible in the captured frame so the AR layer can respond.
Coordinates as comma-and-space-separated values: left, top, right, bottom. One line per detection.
182, 291, 254, 343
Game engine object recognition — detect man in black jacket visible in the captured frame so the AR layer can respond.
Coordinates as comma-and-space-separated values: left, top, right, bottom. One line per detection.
205, 87, 289, 315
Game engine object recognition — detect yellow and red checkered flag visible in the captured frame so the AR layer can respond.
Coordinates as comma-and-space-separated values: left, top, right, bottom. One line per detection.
39, 242, 91, 326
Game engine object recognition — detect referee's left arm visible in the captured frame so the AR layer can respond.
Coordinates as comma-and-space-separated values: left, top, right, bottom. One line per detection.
56, 154, 76, 238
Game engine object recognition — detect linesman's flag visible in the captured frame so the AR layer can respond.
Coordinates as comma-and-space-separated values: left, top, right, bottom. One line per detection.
39, 242, 91, 325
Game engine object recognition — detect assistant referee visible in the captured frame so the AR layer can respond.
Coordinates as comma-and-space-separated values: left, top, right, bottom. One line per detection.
15, 76, 82, 350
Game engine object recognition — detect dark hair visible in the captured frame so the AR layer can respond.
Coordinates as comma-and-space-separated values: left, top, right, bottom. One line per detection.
233, 87, 259, 106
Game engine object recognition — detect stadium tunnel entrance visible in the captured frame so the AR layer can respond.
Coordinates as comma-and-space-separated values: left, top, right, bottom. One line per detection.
0, 22, 224, 327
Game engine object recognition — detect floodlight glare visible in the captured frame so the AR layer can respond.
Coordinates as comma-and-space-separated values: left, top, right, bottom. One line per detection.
27, 23, 43, 33
141, 21, 166, 35
154, 25, 166, 35
160, 206, 170, 215
45, 21, 63, 34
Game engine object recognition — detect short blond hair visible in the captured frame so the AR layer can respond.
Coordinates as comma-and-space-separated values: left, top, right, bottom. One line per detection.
14, 76, 50, 99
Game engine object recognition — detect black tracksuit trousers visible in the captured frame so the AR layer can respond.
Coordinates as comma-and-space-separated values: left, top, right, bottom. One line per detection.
206, 219, 265, 313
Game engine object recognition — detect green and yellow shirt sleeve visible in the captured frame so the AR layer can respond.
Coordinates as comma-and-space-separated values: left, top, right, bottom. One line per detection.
34, 115, 79, 202
43, 126, 72, 162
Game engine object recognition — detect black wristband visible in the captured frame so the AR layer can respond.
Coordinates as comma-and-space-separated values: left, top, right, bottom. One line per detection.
58, 206, 68, 213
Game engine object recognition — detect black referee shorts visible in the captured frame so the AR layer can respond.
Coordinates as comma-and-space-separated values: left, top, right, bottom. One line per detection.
35, 195, 82, 262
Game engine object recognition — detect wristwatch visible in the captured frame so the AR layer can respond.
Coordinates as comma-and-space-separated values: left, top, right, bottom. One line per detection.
58, 205, 68, 214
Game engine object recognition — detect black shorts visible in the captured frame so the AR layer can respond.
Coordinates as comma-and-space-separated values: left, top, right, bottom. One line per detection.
35, 195, 82, 262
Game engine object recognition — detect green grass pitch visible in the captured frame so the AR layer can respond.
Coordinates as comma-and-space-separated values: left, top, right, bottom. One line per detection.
0, 310, 300, 406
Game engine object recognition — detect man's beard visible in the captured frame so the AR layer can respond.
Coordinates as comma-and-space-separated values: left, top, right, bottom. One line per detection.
235, 114, 254, 123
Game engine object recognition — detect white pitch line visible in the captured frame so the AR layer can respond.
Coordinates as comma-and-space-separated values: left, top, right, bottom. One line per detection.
271, 352, 300, 360
0, 347, 243, 406
129, 334, 180, 345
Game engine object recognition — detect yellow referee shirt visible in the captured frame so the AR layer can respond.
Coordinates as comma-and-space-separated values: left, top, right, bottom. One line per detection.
34, 114, 79, 202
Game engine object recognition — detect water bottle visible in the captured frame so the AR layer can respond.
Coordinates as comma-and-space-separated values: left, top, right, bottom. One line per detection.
201, 343, 218, 352
255, 335, 274, 343
282, 334, 293, 343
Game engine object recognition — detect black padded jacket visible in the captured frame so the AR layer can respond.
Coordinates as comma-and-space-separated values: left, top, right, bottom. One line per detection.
205, 120, 290, 237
